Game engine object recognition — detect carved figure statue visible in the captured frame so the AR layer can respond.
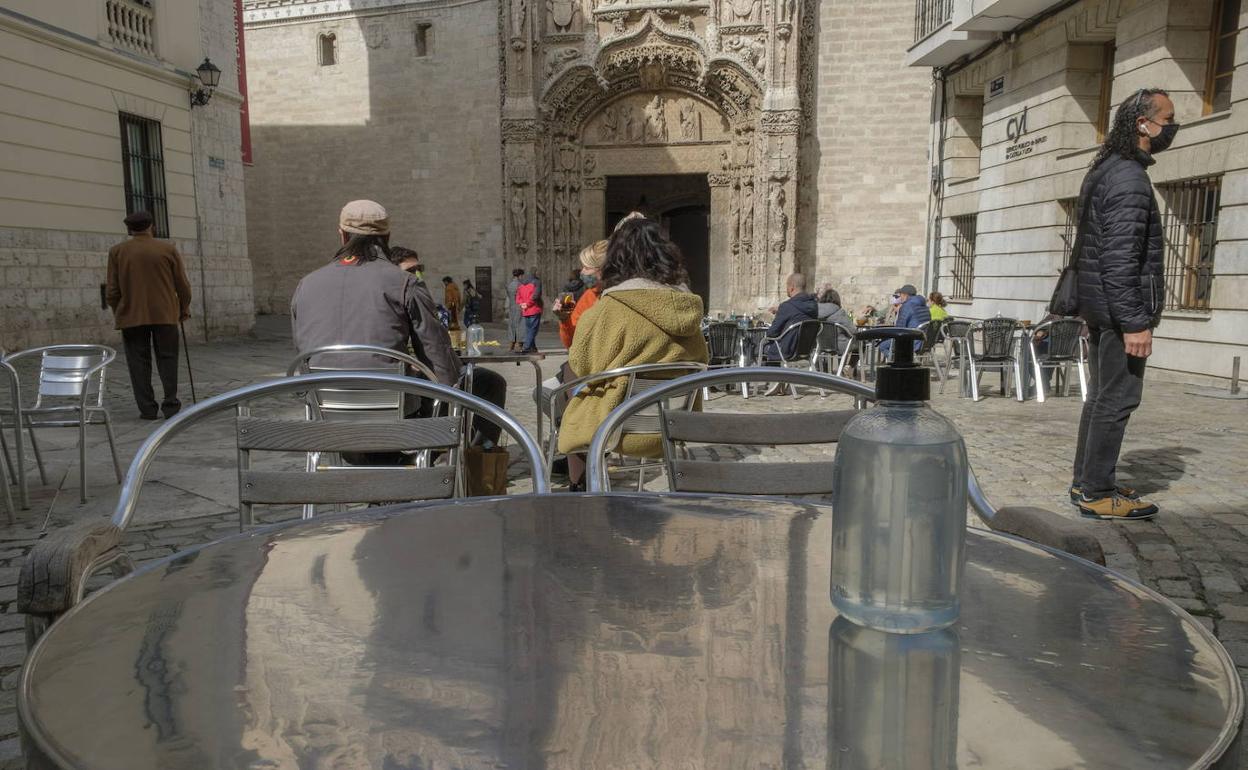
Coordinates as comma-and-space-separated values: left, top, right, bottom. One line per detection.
568, 184, 581, 242
769, 185, 787, 255
729, 180, 742, 252
643, 95, 667, 142
554, 184, 568, 245
740, 176, 754, 244
510, 186, 528, 250
600, 106, 619, 142
548, 0, 578, 33
678, 102, 700, 141
621, 105, 641, 143
512, 0, 527, 37
719, 147, 731, 171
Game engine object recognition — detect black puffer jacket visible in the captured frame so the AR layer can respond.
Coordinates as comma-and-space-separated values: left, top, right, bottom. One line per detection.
1075, 150, 1165, 333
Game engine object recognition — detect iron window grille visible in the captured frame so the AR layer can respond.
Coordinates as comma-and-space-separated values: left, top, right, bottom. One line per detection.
118, 113, 169, 238
914, 0, 954, 43
1158, 176, 1221, 311
949, 214, 977, 301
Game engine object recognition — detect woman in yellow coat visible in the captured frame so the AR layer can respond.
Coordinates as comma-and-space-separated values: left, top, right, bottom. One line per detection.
559, 216, 709, 490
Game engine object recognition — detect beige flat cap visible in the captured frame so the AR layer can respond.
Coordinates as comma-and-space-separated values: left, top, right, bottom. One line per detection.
339, 199, 390, 235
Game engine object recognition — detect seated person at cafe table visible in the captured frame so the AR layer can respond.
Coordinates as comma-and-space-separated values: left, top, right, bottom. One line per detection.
290, 199, 507, 452
760, 272, 818, 361
557, 216, 708, 491
879, 283, 931, 359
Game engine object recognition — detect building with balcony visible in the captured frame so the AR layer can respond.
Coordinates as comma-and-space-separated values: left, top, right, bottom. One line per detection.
0, 0, 254, 348
909, 0, 1247, 386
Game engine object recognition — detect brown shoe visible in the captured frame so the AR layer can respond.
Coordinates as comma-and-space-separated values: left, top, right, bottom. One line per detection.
1070, 484, 1140, 503
1078, 494, 1158, 521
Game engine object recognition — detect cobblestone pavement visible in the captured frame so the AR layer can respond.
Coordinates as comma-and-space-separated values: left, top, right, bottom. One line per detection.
0, 317, 1245, 766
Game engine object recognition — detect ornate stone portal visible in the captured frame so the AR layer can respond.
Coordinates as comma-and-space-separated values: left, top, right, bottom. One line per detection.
501, 0, 802, 311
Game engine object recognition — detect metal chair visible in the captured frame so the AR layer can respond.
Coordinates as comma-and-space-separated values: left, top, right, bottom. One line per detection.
541, 362, 706, 489
1028, 318, 1089, 403
0, 346, 123, 504
814, 321, 855, 375
757, 319, 822, 398
0, 351, 21, 515
704, 321, 746, 398
965, 318, 1024, 402
587, 367, 868, 495
915, 319, 948, 392
17, 372, 547, 646
288, 345, 445, 511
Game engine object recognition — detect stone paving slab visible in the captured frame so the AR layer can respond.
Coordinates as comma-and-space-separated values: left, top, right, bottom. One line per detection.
0, 316, 1245, 767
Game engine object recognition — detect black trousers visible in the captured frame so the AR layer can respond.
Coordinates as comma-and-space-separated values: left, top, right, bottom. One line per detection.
121, 324, 181, 418
1073, 327, 1147, 497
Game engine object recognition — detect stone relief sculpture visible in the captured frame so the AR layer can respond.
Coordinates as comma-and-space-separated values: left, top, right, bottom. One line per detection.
643, 95, 667, 142
729, 179, 742, 253
512, 0, 528, 38
769, 185, 787, 256
678, 101, 701, 140
599, 106, 618, 142
726, 36, 765, 73
724, 0, 759, 22
740, 175, 754, 247
548, 0, 579, 33
510, 186, 528, 252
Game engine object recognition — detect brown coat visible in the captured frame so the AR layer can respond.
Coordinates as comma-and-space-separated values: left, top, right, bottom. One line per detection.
106, 234, 192, 329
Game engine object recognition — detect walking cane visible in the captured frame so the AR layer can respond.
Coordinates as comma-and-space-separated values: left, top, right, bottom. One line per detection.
179, 321, 198, 404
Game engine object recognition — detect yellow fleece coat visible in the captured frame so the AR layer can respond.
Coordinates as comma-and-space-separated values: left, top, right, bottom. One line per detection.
558, 287, 708, 456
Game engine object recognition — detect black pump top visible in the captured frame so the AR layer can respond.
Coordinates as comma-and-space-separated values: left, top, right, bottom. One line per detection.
855, 327, 929, 401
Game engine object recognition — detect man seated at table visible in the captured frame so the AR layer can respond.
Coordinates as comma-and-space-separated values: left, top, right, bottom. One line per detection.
760, 272, 818, 362
879, 283, 931, 360
291, 199, 507, 451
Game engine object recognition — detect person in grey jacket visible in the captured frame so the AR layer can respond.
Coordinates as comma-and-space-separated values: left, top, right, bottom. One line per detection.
1071, 88, 1174, 522
816, 287, 854, 349
292, 200, 506, 448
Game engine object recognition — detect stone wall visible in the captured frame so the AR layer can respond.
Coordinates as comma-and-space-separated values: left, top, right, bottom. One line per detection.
243, 0, 504, 315
797, 0, 932, 313
0, 1, 254, 350
932, 0, 1248, 385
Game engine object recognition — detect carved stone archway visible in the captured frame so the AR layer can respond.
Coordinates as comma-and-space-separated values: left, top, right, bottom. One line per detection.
500, 0, 803, 310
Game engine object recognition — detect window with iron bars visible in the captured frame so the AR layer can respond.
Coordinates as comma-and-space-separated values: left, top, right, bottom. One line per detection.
1158, 176, 1221, 311
914, 0, 954, 42
948, 214, 977, 300
118, 113, 169, 237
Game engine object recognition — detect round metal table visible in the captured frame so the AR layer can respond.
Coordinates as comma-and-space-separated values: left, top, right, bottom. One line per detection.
20, 495, 1243, 769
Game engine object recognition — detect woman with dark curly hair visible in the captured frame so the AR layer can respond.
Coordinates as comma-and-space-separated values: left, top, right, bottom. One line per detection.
557, 215, 708, 490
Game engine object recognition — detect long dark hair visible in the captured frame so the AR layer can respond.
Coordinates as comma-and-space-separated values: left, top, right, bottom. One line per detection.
1092, 88, 1168, 168
601, 217, 689, 290
335, 233, 391, 262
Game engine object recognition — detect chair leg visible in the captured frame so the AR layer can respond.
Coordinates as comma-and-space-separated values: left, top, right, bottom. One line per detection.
0, 455, 12, 525
1030, 343, 1045, 404
968, 358, 980, 401
635, 458, 646, 491
302, 452, 318, 519
1076, 360, 1089, 402
102, 411, 123, 483
1013, 358, 1024, 402
78, 408, 87, 505
26, 419, 47, 486
0, 426, 13, 488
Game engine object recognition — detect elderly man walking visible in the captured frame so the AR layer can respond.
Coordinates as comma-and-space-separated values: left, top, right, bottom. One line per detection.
1070, 88, 1174, 522
106, 210, 192, 419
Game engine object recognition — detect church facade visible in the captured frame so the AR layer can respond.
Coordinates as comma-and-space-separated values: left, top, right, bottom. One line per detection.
242, 0, 931, 317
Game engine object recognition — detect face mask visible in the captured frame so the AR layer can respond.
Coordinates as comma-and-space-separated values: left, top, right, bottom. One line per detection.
1147, 121, 1180, 154
581, 273, 598, 287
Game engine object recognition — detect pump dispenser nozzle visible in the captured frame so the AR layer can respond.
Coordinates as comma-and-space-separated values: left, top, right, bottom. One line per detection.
855, 327, 928, 401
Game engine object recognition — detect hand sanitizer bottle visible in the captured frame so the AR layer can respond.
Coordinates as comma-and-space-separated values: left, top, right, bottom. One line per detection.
831, 327, 967, 633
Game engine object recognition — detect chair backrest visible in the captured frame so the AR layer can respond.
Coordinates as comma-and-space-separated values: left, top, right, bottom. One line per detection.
788, 320, 823, 359
1035, 318, 1085, 361
704, 322, 742, 363
1, 346, 114, 407
918, 319, 944, 354
944, 319, 972, 342
110, 373, 548, 532
555, 362, 707, 454
586, 367, 875, 493
288, 345, 440, 420
975, 318, 1019, 359
816, 321, 844, 357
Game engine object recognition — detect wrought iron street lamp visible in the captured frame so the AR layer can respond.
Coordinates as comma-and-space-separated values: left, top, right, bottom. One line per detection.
189, 58, 221, 107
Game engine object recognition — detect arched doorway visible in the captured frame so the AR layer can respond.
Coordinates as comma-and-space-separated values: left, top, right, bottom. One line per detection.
605, 174, 711, 306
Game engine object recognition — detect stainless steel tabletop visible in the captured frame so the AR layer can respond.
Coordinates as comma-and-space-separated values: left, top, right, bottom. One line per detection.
20, 494, 1243, 769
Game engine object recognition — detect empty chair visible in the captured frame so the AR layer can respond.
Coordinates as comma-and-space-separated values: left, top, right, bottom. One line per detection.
703, 321, 746, 398
965, 318, 1024, 402
586, 367, 872, 494
815, 321, 855, 376
0, 346, 123, 504
1028, 318, 1089, 402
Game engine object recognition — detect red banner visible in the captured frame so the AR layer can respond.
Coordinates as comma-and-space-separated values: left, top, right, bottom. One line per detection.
234, 0, 252, 164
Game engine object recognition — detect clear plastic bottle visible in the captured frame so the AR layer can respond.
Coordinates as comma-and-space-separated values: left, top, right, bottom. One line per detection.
466, 323, 485, 356
831, 327, 967, 633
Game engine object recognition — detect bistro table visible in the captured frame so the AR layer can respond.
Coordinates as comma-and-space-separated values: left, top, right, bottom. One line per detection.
20, 494, 1243, 769
459, 350, 546, 446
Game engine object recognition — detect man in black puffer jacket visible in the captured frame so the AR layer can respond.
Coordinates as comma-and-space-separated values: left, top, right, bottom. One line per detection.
1071, 88, 1175, 522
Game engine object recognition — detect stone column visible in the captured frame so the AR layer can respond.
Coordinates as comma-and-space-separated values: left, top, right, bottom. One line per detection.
758, 109, 799, 304
708, 172, 735, 314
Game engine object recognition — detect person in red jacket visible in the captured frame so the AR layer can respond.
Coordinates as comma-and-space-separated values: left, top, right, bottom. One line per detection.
557, 240, 606, 348
515, 268, 543, 353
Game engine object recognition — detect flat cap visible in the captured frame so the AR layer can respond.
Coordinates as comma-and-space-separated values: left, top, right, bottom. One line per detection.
339, 199, 390, 235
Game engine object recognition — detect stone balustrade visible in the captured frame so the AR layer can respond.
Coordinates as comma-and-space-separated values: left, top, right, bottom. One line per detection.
105, 0, 156, 57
